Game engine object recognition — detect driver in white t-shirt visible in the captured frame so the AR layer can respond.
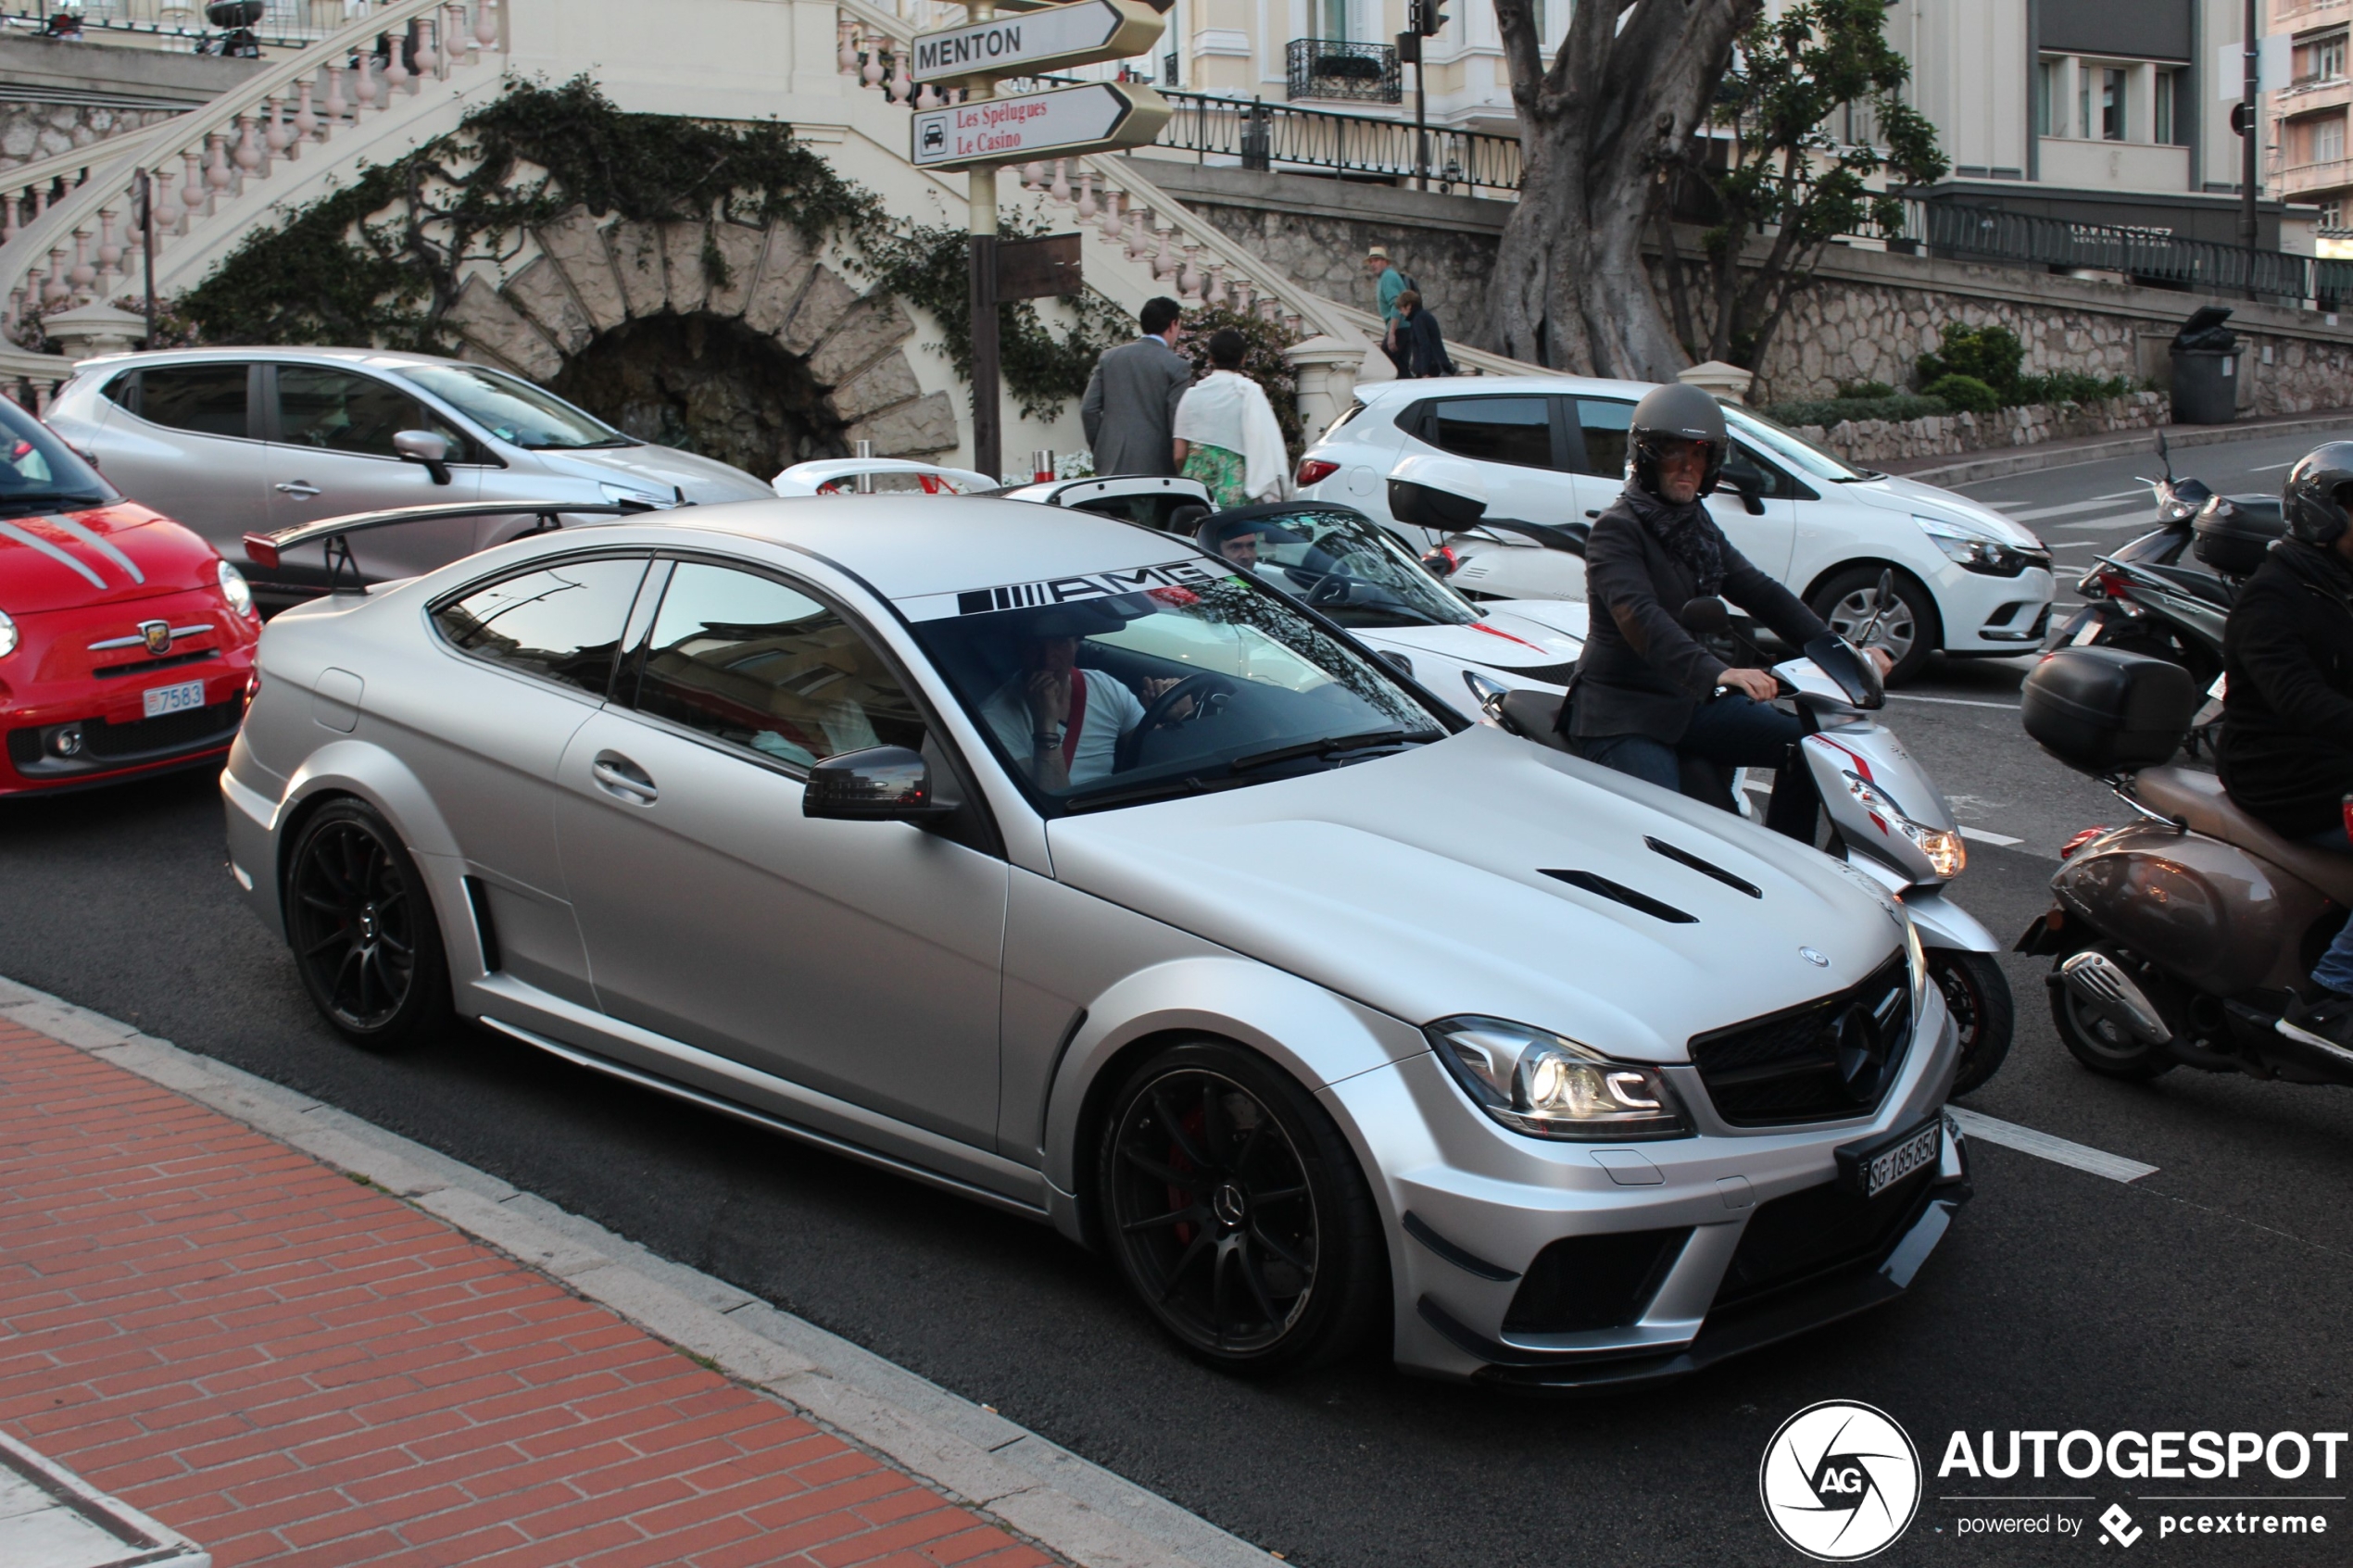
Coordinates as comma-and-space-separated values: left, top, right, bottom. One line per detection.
983, 622, 1188, 790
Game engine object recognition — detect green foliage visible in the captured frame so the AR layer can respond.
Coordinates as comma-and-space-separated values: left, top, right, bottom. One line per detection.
1834, 379, 1896, 399
1919, 373, 1999, 414
1176, 306, 1307, 458
1765, 392, 1950, 428
2014, 369, 2139, 406
1916, 323, 2023, 400
857, 220, 1130, 423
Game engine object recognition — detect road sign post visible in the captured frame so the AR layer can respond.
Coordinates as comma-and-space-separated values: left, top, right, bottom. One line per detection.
905, 0, 1168, 481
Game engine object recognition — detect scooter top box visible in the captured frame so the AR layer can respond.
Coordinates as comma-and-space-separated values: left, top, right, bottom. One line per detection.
2022, 647, 2197, 772
2191, 494, 2284, 578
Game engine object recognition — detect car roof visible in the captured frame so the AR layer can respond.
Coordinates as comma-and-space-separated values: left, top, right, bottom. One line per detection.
1353, 373, 1660, 402
576, 495, 1212, 604
69, 345, 477, 375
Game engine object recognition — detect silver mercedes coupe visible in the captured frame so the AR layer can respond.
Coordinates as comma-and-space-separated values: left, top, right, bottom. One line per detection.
223, 495, 1968, 1386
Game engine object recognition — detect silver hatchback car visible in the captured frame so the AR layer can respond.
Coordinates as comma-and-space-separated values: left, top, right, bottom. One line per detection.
224, 496, 1968, 1386
46, 346, 774, 602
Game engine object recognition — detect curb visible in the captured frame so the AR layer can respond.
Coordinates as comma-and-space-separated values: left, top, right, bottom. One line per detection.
0, 973, 1275, 1568
1882, 409, 2353, 488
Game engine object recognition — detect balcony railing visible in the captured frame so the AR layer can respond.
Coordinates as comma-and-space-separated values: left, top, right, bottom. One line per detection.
1906, 196, 2353, 308
1286, 38, 1401, 105
1, 0, 362, 47
1159, 90, 1521, 193
2280, 154, 2353, 194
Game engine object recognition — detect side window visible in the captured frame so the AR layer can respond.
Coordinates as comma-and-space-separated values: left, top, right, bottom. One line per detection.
1570, 398, 1635, 479
432, 556, 649, 696
628, 562, 925, 769
276, 366, 476, 461
1423, 396, 1554, 470
131, 364, 251, 439
1722, 439, 1792, 499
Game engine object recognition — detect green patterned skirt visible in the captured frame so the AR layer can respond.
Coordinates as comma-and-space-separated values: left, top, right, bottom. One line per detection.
1181, 443, 1248, 508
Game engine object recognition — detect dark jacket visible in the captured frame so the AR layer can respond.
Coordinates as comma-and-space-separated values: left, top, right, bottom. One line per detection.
1400, 307, 1453, 378
1080, 335, 1192, 477
1571, 486, 1830, 743
2218, 539, 2353, 839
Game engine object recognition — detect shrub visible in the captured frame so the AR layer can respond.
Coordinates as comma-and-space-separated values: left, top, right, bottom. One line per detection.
1763, 392, 1950, 428
1920, 373, 2000, 414
2013, 370, 2138, 406
1917, 323, 2024, 401
1834, 380, 1897, 400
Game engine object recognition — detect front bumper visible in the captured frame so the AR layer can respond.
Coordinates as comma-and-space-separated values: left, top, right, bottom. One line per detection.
1933, 563, 2055, 653
1331, 985, 1964, 1386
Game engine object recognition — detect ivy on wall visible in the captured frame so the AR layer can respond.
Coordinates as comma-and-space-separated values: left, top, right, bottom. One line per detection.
175, 77, 1125, 417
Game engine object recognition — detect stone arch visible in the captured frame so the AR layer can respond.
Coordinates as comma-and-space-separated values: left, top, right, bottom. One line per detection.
442, 205, 958, 470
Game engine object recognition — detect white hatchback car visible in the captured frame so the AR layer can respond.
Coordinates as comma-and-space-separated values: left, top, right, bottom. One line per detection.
1296, 376, 2056, 683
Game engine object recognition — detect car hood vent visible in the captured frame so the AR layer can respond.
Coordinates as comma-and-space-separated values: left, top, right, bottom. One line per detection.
1539, 869, 1695, 924
1644, 836, 1762, 898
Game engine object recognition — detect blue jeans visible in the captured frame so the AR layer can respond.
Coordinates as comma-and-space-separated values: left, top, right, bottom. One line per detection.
2309, 827, 2353, 995
1573, 695, 1804, 811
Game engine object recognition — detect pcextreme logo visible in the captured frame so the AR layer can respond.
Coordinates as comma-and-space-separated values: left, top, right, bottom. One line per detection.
1759, 1400, 1923, 1562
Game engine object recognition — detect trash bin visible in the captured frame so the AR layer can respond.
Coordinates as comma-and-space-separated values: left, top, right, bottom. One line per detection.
2170, 306, 2239, 425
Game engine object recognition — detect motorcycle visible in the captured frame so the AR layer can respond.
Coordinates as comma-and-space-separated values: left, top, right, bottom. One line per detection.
2017, 646, 2353, 1087
1475, 574, 2017, 1094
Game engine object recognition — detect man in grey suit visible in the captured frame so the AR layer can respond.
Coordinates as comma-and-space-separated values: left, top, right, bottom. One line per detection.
1081, 296, 1191, 477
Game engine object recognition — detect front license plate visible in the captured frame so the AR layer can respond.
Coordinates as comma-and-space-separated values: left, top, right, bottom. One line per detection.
1837, 1118, 1942, 1200
142, 679, 207, 719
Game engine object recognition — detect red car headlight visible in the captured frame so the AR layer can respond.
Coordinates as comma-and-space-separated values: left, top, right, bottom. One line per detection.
0, 608, 16, 659
218, 560, 256, 618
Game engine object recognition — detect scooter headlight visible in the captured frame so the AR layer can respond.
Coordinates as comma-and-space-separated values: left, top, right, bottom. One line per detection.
1427, 1017, 1690, 1141
1839, 771, 1966, 879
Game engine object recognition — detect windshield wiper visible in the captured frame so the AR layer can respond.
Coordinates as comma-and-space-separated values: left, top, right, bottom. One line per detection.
0, 491, 106, 514
1228, 728, 1434, 773
1062, 772, 1241, 813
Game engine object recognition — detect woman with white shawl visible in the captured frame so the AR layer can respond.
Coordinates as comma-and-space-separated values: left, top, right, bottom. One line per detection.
1173, 330, 1290, 508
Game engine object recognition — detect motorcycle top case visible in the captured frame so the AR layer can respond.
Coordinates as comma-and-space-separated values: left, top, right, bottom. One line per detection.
2192, 494, 2284, 577
2021, 647, 2196, 771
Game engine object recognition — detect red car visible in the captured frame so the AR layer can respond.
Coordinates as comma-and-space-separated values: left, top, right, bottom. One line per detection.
0, 395, 260, 796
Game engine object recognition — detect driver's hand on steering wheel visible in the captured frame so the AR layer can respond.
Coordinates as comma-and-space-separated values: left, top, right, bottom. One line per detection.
1139, 675, 1197, 721
1715, 667, 1781, 702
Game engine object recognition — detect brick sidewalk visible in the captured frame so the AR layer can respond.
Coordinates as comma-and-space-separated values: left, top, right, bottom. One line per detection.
0, 1016, 1058, 1568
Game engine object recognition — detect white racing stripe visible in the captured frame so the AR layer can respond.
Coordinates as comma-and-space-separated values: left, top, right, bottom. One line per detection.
1948, 1106, 2158, 1183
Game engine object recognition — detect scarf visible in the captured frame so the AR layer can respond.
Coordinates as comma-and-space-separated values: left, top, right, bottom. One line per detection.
1173, 371, 1290, 504
1622, 483, 1726, 596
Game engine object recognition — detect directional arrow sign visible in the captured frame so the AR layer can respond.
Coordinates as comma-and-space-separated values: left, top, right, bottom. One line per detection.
911, 0, 1164, 83
912, 82, 1171, 169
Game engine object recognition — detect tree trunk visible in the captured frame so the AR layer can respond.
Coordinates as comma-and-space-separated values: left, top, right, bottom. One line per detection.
1490, 0, 1758, 379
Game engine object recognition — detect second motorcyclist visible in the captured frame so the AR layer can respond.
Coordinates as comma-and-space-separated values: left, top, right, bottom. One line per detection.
1570, 383, 1890, 808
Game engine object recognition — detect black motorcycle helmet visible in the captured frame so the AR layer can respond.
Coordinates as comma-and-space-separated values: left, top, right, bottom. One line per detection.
1629, 382, 1729, 499
2283, 441, 2353, 546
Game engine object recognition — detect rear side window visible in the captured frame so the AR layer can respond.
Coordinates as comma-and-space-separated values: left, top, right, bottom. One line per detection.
1422, 396, 1554, 470
433, 556, 649, 697
120, 364, 251, 439
1569, 398, 1634, 478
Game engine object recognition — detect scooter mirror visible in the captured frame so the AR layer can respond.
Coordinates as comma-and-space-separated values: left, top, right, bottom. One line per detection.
1804, 634, 1886, 709
1680, 596, 1730, 633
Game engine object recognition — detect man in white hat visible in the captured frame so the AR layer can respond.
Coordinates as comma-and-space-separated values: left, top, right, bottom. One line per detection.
1365, 247, 1411, 370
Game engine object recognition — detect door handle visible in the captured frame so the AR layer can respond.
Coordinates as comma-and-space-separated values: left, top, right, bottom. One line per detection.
274, 481, 321, 498
590, 753, 658, 805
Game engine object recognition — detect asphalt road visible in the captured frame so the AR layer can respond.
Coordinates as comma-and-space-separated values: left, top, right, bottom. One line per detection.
8, 433, 2353, 1565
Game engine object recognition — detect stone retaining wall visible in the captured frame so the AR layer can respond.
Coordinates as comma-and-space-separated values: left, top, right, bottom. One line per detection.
1791, 389, 2171, 466
1, 103, 180, 172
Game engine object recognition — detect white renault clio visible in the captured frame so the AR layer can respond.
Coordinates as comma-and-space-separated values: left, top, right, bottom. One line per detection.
1296, 376, 2056, 683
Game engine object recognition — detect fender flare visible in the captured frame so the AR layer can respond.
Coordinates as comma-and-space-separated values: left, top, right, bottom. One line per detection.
269, 740, 469, 940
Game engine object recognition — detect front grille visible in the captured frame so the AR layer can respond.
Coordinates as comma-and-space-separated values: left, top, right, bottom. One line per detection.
7, 697, 245, 777
1504, 1227, 1690, 1334
1690, 954, 1912, 1126
1711, 1166, 1937, 1312
93, 648, 220, 679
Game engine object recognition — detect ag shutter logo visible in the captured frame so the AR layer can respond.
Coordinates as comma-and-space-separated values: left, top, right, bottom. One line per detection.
1760, 1400, 1922, 1561
2098, 1503, 2143, 1547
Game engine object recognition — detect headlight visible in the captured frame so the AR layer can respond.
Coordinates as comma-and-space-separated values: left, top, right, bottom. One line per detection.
0, 608, 16, 659
1915, 513, 2034, 576
217, 558, 255, 617
1838, 769, 1966, 879
1427, 1016, 1689, 1140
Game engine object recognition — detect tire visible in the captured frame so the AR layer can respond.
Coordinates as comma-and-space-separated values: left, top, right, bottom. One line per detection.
1930, 950, 2013, 1096
1809, 566, 1940, 686
284, 798, 452, 1051
1095, 1040, 1388, 1376
2047, 947, 2176, 1080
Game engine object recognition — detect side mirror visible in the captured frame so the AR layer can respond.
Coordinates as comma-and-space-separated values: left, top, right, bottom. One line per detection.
1725, 468, 1767, 515
1680, 596, 1730, 634
803, 746, 954, 822
394, 429, 452, 486
1420, 545, 1460, 578
1373, 649, 1415, 682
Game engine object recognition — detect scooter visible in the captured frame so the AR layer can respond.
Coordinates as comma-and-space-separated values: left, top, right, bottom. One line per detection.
1474, 577, 2017, 1094
2017, 646, 2353, 1087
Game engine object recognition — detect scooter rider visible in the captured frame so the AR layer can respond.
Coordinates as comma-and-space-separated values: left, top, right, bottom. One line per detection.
2218, 441, 2353, 1045
1570, 383, 1891, 807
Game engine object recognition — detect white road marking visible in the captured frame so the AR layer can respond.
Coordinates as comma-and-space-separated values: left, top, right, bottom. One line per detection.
1883, 692, 2020, 709
1994, 491, 2145, 521
1948, 1106, 2158, 1183
2055, 511, 2160, 531
2247, 459, 2296, 471
1957, 824, 2024, 846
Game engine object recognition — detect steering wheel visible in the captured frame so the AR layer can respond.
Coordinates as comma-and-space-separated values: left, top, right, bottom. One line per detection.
1304, 548, 1389, 607
1116, 671, 1239, 771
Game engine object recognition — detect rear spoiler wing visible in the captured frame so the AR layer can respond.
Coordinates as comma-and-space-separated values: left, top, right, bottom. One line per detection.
243, 499, 654, 590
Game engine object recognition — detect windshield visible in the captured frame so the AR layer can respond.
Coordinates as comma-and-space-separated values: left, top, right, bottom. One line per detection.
1723, 407, 1869, 483
0, 395, 113, 515
394, 363, 634, 450
1202, 505, 1478, 628
905, 558, 1448, 815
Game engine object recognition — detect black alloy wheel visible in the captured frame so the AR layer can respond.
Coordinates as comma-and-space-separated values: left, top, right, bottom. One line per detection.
1931, 949, 2014, 1096
1098, 1042, 1385, 1374
285, 798, 450, 1050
